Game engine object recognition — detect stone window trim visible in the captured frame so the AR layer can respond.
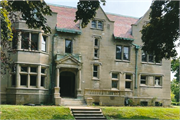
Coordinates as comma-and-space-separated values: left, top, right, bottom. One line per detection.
91, 19, 104, 30
141, 50, 162, 65
11, 30, 49, 53
11, 64, 47, 88
115, 45, 131, 62
91, 62, 101, 80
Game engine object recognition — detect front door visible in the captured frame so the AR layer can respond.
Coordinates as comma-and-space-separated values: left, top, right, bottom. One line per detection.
60, 71, 75, 97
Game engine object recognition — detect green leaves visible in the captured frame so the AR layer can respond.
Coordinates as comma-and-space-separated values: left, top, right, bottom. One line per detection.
141, 1, 179, 62
75, 0, 100, 28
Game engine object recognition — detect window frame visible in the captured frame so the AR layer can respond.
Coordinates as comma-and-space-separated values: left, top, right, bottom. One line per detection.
125, 74, 133, 90
94, 38, 100, 59
116, 45, 130, 61
91, 20, 103, 30
65, 39, 73, 54
111, 73, 119, 89
141, 50, 162, 64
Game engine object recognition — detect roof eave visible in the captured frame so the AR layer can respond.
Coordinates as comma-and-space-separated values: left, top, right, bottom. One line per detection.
56, 27, 82, 35
114, 35, 134, 41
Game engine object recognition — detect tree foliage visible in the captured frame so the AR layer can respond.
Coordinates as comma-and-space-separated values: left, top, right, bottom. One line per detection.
75, 0, 105, 28
141, 0, 179, 62
171, 79, 179, 102
171, 57, 180, 81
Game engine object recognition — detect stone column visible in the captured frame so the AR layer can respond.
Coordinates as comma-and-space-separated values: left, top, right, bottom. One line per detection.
77, 69, 82, 97
38, 33, 42, 52
16, 64, 20, 87
29, 33, 31, 51
17, 32, 21, 50
56, 68, 59, 87
27, 67, 30, 88
37, 65, 41, 88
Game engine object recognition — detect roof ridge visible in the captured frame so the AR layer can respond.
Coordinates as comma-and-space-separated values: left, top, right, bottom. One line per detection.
106, 12, 139, 19
47, 3, 77, 9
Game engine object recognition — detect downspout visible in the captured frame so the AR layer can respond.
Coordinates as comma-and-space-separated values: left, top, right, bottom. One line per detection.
51, 33, 58, 101
132, 43, 140, 89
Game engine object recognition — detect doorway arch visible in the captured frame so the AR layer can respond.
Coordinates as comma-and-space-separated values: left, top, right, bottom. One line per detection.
60, 71, 75, 98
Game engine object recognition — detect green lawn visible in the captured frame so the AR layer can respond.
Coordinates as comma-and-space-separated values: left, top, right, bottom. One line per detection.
101, 106, 180, 119
0, 105, 75, 120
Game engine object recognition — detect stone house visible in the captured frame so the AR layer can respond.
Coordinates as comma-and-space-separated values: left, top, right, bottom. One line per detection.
1, 4, 171, 106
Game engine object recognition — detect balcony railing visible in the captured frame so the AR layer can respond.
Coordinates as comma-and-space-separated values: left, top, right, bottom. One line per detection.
84, 89, 132, 97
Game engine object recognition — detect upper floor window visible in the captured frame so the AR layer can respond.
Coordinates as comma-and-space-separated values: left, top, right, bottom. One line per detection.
141, 50, 161, 64
94, 38, 99, 58
91, 20, 103, 30
93, 65, 98, 78
41, 36, 47, 52
155, 76, 162, 86
65, 40, 72, 53
140, 76, 147, 85
116, 45, 130, 60
21, 32, 29, 49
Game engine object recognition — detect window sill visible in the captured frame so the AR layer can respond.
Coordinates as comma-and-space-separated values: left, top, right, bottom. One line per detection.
141, 62, 162, 66
8, 49, 49, 55
90, 27, 103, 31
115, 59, 130, 63
140, 84, 147, 86
125, 79, 132, 81
111, 88, 118, 90
112, 78, 118, 81
92, 77, 100, 81
93, 57, 99, 60
125, 89, 132, 91
140, 85, 162, 88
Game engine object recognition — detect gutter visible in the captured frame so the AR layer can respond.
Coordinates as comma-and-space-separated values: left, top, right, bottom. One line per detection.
56, 27, 82, 35
114, 35, 134, 41
132, 43, 140, 89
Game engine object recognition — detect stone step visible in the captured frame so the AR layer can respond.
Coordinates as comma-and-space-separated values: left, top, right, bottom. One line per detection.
61, 98, 86, 106
74, 113, 103, 116
73, 111, 102, 114
71, 108, 100, 111
74, 116, 106, 119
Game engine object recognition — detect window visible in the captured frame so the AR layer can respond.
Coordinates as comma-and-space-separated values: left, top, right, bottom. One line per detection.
98, 21, 103, 29
155, 102, 162, 106
21, 32, 29, 49
31, 67, 37, 72
91, 20, 103, 30
116, 46, 130, 60
21, 75, 27, 86
94, 38, 99, 58
12, 32, 18, 49
141, 50, 161, 64
30, 76, 37, 86
155, 76, 161, 86
140, 101, 148, 106
41, 68, 46, 73
41, 68, 46, 87
41, 76, 45, 87
92, 20, 96, 28
93, 65, 98, 78
140, 76, 147, 85
65, 40, 72, 53
41, 36, 47, 52
31, 33, 38, 50
125, 74, 132, 89
112, 73, 118, 89
21, 67, 28, 72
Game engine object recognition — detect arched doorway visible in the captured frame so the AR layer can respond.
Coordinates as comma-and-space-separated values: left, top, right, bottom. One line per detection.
60, 71, 75, 98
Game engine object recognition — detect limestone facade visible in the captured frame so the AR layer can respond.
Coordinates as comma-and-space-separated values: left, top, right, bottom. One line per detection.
1, 4, 171, 106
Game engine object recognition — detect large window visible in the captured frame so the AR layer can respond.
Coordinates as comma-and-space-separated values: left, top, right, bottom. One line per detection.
65, 40, 72, 53
91, 20, 103, 30
116, 46, 130, 60
141, 50, 161, 63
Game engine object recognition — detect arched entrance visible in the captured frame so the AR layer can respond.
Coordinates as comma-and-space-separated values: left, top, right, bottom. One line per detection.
60, 71, 75, 98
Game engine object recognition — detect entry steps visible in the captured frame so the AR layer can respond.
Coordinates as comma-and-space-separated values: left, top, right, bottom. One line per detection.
61, 97, 87, 106
70, 107, 106, 120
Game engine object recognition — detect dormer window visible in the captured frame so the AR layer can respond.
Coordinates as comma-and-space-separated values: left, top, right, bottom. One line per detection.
91, 20, 103, 30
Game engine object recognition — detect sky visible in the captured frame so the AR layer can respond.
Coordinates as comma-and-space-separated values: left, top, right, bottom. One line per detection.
45, 0, 179, 80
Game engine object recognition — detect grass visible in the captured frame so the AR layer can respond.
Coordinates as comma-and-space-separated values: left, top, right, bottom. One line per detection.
0, 105, 75, 120
101, 106, 180, 119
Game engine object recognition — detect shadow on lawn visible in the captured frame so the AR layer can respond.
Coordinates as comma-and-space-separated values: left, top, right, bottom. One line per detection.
51, 114, 74, 119
106, 114, 159, 120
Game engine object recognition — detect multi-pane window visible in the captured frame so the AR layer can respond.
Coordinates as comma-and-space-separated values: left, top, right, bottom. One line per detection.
19, 65, 46, 87
91, 20, 103, 30
11, 66, 16, 86
112, 73, 118, 89
98, 21, 103, 29
92, 20, 96, 28
141, 76, 147, 85
65, 40, 72, 53
94, 38, 99, 58
141, 50, 161, 63
125, 74, 132, 89
93, 65, 98, 78
116, 46, 130, 60
41, 36, 47, 52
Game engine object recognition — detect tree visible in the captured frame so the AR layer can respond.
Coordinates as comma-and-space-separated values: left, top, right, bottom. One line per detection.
171, 57, 180, 81
141, 0, 179, 62
171, 79, 179, 102
1, 0, 105, 74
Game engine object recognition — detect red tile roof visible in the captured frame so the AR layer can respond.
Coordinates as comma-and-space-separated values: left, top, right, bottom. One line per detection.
49, 4, 138, 39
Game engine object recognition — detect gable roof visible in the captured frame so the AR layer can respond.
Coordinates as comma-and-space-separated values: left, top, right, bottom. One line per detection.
49, 4, 139, 39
